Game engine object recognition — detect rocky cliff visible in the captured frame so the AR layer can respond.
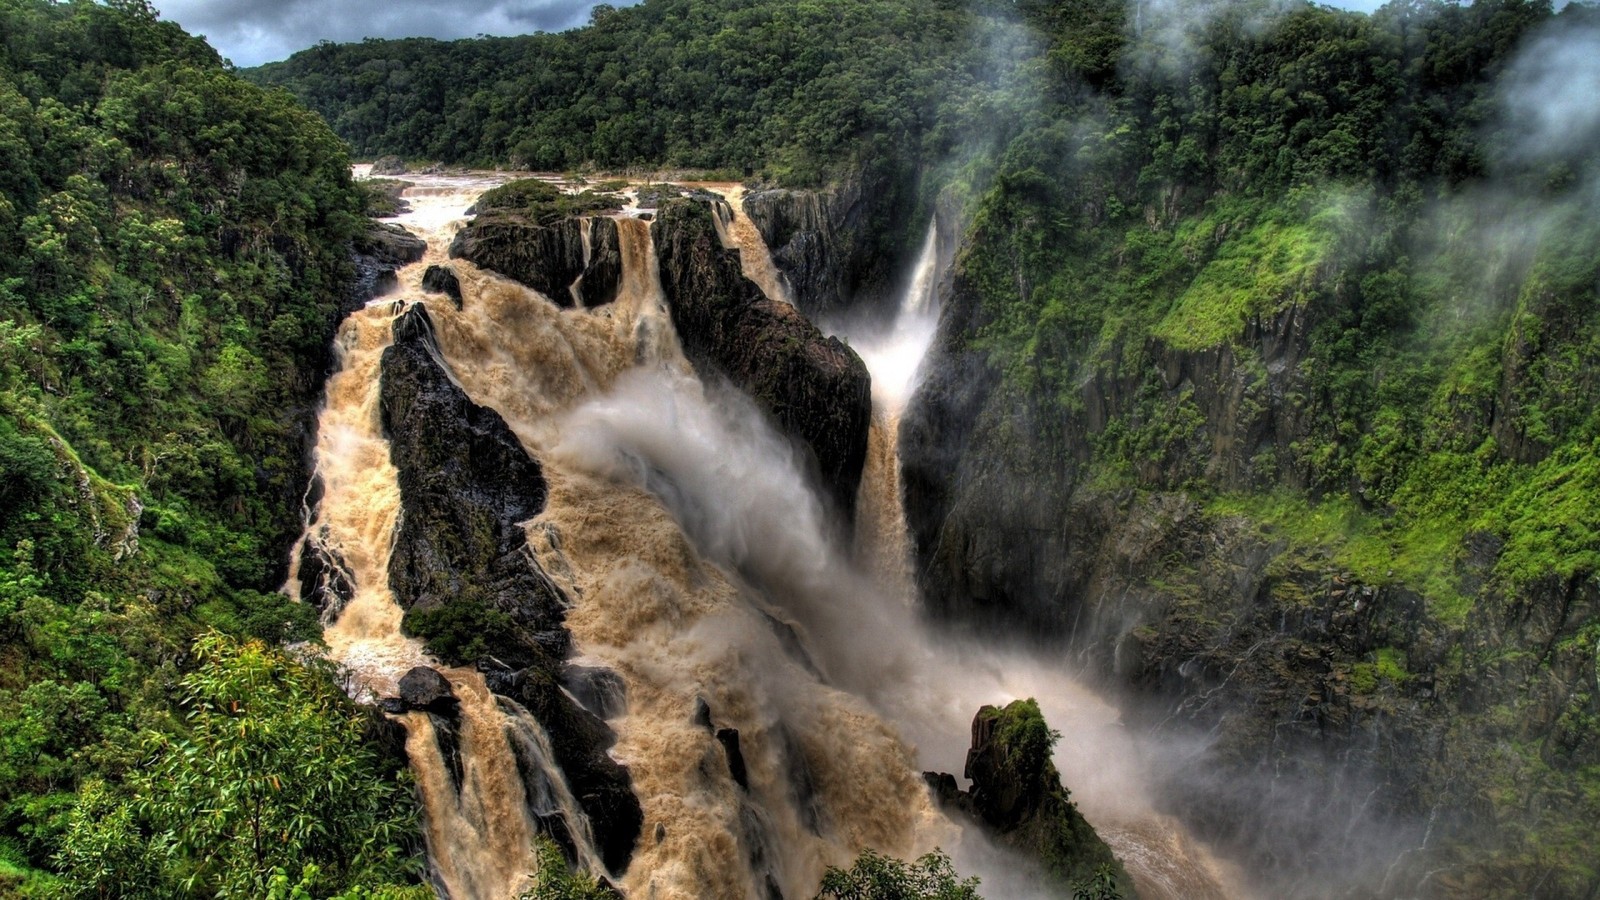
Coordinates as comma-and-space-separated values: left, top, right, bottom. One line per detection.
652, 198, 873, 521
903, 204, 1600, 896
925, 701, 1134, 896
743, 163, 928, 322
379, 304, 643, 871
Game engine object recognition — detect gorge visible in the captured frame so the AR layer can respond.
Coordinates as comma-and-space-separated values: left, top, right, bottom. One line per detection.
2, 0, 1598, 897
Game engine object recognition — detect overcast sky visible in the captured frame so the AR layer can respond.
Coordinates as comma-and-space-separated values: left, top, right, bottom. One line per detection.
155, 0, 1403, 69
151, 0, 638, 67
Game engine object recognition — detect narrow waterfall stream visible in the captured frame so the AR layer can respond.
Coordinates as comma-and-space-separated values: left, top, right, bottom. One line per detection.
299, 172, 1247, 900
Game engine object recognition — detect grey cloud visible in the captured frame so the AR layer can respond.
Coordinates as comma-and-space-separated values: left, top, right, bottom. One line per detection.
152, 0, 634, 67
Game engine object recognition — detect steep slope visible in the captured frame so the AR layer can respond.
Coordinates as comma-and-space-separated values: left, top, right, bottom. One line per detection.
904, 0, 1600, 895
0, 1, 423, 894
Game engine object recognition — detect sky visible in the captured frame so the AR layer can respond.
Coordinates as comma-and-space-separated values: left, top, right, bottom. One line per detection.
151, 0, 639, 67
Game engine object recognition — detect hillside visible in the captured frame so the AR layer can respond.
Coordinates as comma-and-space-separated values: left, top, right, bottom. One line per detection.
0, 1, 424, 895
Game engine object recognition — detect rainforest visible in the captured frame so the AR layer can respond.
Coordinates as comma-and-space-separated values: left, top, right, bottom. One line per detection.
1, 0, 1598, 897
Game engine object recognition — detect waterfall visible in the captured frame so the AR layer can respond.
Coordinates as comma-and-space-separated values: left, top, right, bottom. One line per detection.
300, 172, 1247, 900
703, 184, 794, 307
294, 174, 613, 899
848, 218, 943, 592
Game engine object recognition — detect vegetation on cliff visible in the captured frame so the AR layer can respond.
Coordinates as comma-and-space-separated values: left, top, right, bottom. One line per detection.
904, 0, 1600, 893
0, 0, 419, 893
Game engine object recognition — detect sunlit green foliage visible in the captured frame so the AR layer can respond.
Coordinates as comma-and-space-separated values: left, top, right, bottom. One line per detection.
815, 848, 982, 900
0, 0, 420, 890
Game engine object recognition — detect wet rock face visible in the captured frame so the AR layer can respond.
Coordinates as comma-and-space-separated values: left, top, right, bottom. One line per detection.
652, 198, 872, 520
497, 667, 644, 874
420, 264, 463, 308
379, 303, 567, 669
449, 214, 621, 308
379, 304, 642, 871
743, 164, 923, 321
924, 702, 1133, 895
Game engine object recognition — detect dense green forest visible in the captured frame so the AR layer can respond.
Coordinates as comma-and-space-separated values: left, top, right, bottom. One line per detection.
0, 1, 423, 895
4, 0, 1600, 894
247, 0, 1042, 184
913, 0, 1600, 894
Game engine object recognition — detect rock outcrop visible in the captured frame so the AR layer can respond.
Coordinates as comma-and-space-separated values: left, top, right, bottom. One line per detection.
450, 214, 622, 308
378, 304, 643, 870
379, 304, 569, 669
924, 701, 1134, 896
351, 221, 426, 300
743, 163, 926, 321
652, 198, 872, 519
420, 264, 463, 307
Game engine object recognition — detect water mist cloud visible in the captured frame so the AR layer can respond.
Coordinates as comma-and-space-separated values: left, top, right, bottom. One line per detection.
1497, 20, 1600, 166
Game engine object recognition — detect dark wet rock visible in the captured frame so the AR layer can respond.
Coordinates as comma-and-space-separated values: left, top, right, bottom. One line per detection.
350, 221, 425, 301
926, 702, 1133, 895
398, 666, 458, 714
652, 199, 871, 519
421, 264, 463, 308
427, 712, 466, 795
563, 665, 627, 720
693, 697, 715, 731
497, 667, 644, 874
450, 214, 621, 308
379, 303, 568, 671
743, 164, 924, 320
716, 727, 749, 791
295, 530, 354, 619
355, 221, 426, 267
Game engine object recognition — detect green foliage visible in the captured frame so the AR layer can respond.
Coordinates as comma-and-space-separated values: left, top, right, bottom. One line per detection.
815, 848, 982, 900
0, 1, 414, 891
248, 0, 1039, 186
473, 178, 623, 224
53, 633, 417, 898
403, 598, 520, 667
518, 837, 615, 900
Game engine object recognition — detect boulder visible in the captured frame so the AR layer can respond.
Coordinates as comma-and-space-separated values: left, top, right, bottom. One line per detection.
398, 666, 458, 714
370, 155, 408, 176
450, 214, 621, 308
420, 264, 463, 308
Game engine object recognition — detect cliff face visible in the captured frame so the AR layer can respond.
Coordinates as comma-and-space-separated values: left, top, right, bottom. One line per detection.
652, 199, 873, 521
743, 163, 927, 322
903, 204, 1600, 895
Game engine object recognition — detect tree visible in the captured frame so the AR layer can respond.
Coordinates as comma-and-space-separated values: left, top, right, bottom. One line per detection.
66, 632, 420, 897
815, 849, 983, 900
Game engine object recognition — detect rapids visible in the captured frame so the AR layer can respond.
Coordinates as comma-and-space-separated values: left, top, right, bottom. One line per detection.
294, 171, 1248, 900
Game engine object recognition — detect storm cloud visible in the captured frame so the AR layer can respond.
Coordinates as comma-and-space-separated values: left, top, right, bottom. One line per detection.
152, 0, 637, 67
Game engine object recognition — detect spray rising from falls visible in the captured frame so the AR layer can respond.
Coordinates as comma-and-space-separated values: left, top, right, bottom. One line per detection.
301, 173, 1243, 899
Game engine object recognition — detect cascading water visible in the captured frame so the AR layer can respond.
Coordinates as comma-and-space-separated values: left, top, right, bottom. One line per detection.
300, 171, 1248, 900
294, 174, 611, 900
